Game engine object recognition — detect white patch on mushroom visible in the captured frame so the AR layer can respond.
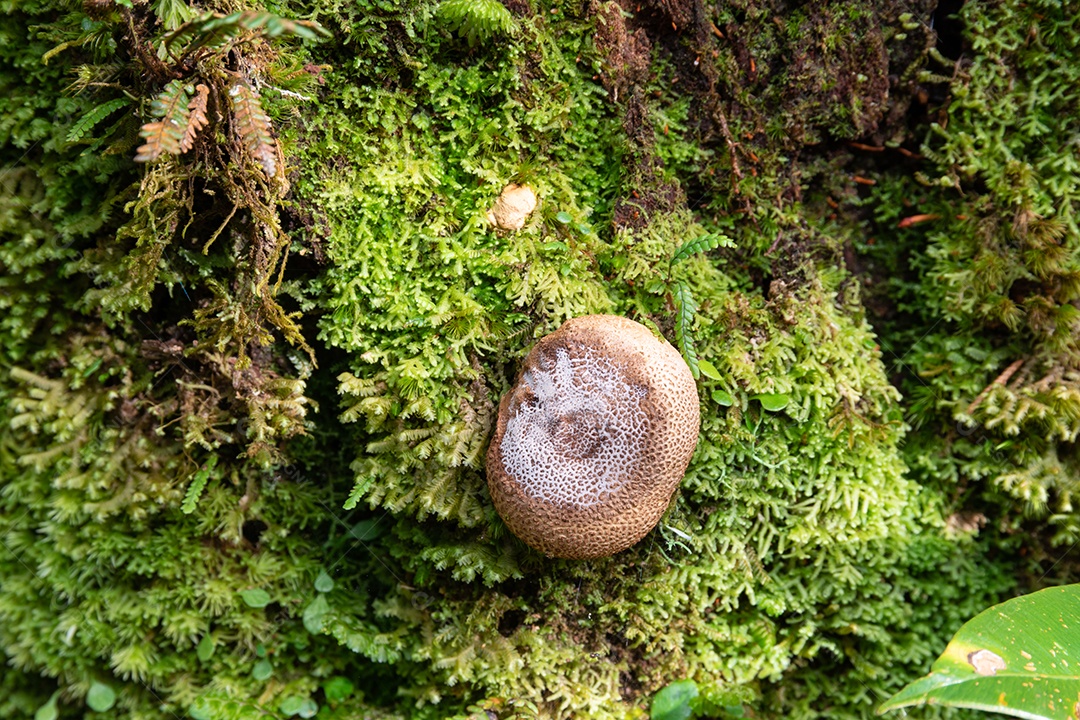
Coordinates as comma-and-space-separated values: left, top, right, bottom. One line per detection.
968, 649, 1007, 676
486, 183, 537, 230
500, 346, 647, 507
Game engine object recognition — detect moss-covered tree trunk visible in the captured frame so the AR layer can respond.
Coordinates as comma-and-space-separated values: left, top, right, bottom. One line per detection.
3, 1, 1079, 718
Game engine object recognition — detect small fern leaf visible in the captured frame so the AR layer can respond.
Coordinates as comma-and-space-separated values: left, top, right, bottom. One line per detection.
672, 280, 700, 378
181, 454, 217, 514
437, 0, 518, 47
670, 232, 734, 266
165, 10, 330, 56
164, 11, 244, 55
229, 81, 277, 176
238, 11, 331, 41
67, 98, 131, 144
134, 79, 192, 162
180, 83, 209, 153
162, 11, 212, 53
151, 0, 195, 31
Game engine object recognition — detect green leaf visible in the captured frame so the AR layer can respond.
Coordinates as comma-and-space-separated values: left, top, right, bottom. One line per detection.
188, 700, 212, 720
67, 98, 131, 144
164, 10, 330, 55
711, 389, 734, 407
323, 676, 354, 703
279, 696, 305, 716
255, 643, 267, 658
672, 280, 700, 379
298, 699, 319, 718
86, 682, 116, 712
753, 393, 790, 412
252, 658, 273, 681
652, 679, 699, 720
239, 588, 271, 608
34, 692, 59, 720
315, 570, 335, 593
878, 585, 1080, 719
697, 359, 721, 380
303, 594, 330, 634
181, 454, 217, 514
670, 232, 733, 266
555, 211, 572, 224
196, 634, 214, 662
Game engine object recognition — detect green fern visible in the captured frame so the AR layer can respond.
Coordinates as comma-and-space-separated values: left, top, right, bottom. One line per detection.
151, 0, 195, 31
669, 232, 734, 267
181, 454, 217, 514
164, 11, 331, 57
436, 0, 517, 47
672, 279, 700, 378
66, 97, 131, 144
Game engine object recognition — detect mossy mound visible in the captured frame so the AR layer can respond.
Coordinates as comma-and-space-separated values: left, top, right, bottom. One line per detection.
0, 1, 1076, 719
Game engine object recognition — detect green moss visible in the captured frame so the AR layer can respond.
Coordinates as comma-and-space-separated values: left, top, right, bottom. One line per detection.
1, 0, 1075, 719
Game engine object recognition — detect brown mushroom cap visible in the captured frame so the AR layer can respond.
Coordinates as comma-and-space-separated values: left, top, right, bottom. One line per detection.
485, 314, 701, 559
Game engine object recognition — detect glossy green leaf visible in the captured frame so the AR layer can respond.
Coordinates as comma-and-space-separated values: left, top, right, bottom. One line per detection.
298, 699, 319, 718
651, 679, 698, 720
303, 594, 330, 634
239, 588, 271, 607
252, 658, 273, 681
34, 692, 59, 720
196, 634, 214, 662
315, 570, 335, 593
878, 585, 1080, 719
753, 393, 789, 412
279, 696, 305, 716
697, 359, 721, 380
711, 389, 734, 407
86, 682, 116, 712
555, 211, 572, 224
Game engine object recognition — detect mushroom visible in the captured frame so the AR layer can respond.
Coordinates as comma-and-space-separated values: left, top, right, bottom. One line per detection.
485, 315, 700, 559
486, 183, 537, 230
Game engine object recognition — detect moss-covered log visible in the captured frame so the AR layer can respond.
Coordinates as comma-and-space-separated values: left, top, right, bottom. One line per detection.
2, 0, 1078, 718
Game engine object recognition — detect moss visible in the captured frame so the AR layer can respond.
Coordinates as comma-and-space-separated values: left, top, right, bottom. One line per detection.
0, 0, 1075, 719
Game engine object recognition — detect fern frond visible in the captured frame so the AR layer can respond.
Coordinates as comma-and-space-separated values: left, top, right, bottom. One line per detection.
67, 97, 131, 144
436, 0, 517, 47
229, 81, 277, 176
164, 10, 330, 56
181, 454, 217, 514
134, 80, 191, 162
672, 280, 700, 378
151, 0, 195, 31
180, 83, 209, 153
235, 11, 331, 41
670, 232, 734, 266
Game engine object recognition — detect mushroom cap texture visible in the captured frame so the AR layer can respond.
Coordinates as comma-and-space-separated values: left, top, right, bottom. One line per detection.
486, 183, 537, 230
486, 314, 701, 559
